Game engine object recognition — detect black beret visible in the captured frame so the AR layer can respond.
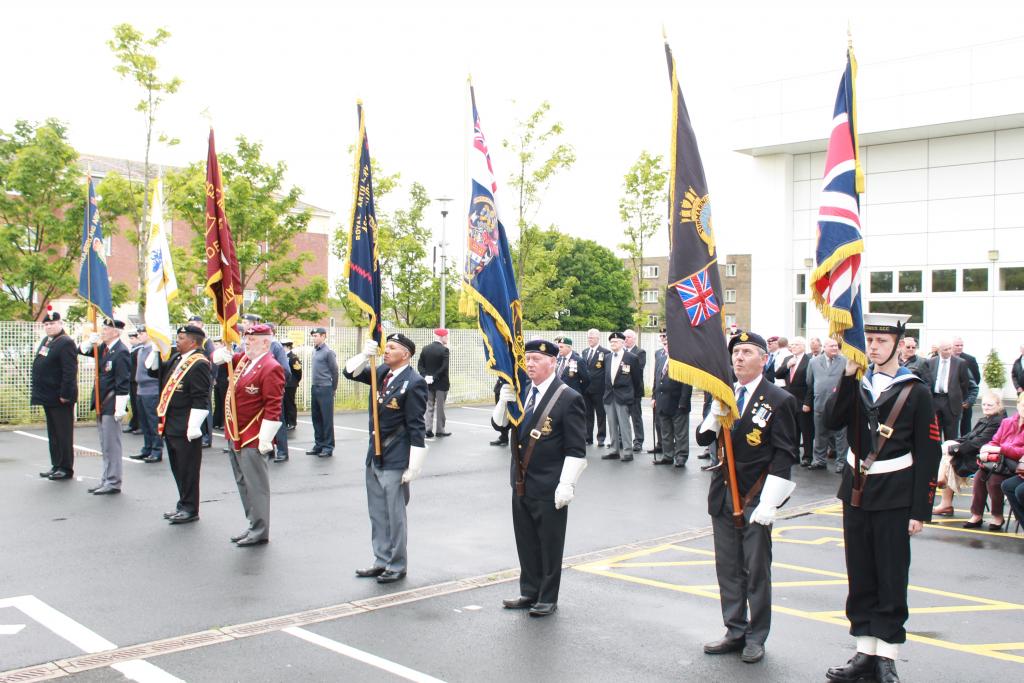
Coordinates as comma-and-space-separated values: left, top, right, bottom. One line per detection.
310, 327, 327, 335
386, 332, 415, 355
242, 313, 262, 322
281, 340, 293, 347
177, 324, 206, 338
103, 318, 126, 329
728, 330, 767, 354
188, 315, 203, 323
525, 339, 557, 357
42, 308, 61, 322
609, 331, 625, 341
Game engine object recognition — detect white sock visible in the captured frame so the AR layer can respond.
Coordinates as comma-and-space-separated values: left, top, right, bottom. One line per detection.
856, 636, 877, 656
876, 640, 899, 660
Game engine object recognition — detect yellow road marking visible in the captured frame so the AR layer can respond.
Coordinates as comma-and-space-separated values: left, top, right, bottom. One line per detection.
772, 525, 845, 546
609, 560, 716, 568
812, 509, 1021, 539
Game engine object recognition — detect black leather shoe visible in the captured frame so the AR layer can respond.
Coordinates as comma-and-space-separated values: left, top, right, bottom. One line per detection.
168, 512, 199, 524
129, 453, 148, 460
163, 510, 180, 519
273, 454, 289, 462
697, 450, 711, 459
632, 445, 642, 452
490, 439, 509, 446
601, 453, 620, 460
230, 531, 251, 543
809, 463, 826, 470
92, 487, 120, 495
652, 457, 672, 465
425, 431, 434, 438
528, 602, 557, 617
355, 566, 386, 578
703, 637, 745, 654
202, 441, 212, 449
826, 652, 877, 682
39, 469, 55, 478
436, 431, 452, 437
502, 596, 536, 609
376, 570, 406, 584
87, 486, 102, 493
144, 455, 162, 463
305, 449, 322, 455
318, 451, 333, 458
875, 656, 900, 683
621, 455, 634, 462
48, 471, 71, 480
674, 458, 687, 468
962, 519, 983, 529
236, 536, 268, 546
647, 447, 663, 454
741, 643, 765, 663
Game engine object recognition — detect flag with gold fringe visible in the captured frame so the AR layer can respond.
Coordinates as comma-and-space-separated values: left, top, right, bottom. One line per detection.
204, 129, 242, 346
144, 178, 177, 359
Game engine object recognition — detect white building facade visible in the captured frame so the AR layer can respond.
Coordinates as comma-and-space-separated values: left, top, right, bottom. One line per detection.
734, 37, 1024, 392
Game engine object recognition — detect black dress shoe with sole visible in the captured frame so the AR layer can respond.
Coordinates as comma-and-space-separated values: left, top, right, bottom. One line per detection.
425, 431, 434, 438
875, 657, 901, 683
490, 439, 508, 446
826, 652, 877, 682
305, 449, 322, 455
621, 455, 634, 462
168, 512, 199, 524
436, 431, 452, 437
129, 454, 148, 460
163, 510, 180, 519
355, 566, 386, 578
92, 487, 120, 495
230, 531, 251, 543
703, 637, 745, 654
741, 643, 765, 663
674, 459, 687, 467
236, 536, 268, 547
528, 602, 557, 617
39, 470, 56, 478
318, 452, 333, 458
273, 454, 289, 462
48, 471, 71, 480
962, 519, 983, 529
502, 596, 536, 609
601, 453, 620, 460
376, 570, 406, 584
144, 455, 162, 463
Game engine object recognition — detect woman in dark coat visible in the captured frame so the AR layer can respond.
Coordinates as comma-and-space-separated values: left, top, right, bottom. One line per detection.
933, 390, 1006, 515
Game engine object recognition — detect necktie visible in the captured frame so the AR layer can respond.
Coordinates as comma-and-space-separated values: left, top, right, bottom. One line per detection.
381, 371, 394, 393
736, 386, 747, 415
557, 356, 565, 375
523, 387, 539, 427
789, 358, 797, 383
939, 359, 948, 393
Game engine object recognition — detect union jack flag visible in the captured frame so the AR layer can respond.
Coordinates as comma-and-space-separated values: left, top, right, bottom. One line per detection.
811, 45, 867, 372
674, 267, 720, 327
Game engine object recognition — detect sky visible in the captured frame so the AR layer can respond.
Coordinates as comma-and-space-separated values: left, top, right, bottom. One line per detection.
5, 0, 1023, 275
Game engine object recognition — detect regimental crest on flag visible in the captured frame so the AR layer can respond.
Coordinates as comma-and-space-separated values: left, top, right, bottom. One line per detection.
673, 267, 720, 327
467, 194, 500, 275
680, 187, 714, 257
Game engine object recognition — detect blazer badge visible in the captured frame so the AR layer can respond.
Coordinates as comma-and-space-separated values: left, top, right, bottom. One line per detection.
622, 364, 631, 374
386, 397, 400, 410
540, 417, 553, 436
746, 427, 762, 447
245, 383, 259, 395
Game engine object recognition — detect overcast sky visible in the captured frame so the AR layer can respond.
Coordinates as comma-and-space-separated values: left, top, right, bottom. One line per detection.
5, 1, 1022, 271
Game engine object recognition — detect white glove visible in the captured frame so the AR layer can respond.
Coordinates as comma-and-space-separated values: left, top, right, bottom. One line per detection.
145, 348, 160, 370
402, 445, 428, 484
186, 409, 209, 441
499, 384, 515, 403
712, 399, 730, 417
212, 347, 233, 365
424, 375, 434, 385
79, 336, 98, 353
345, 351, 369, 375
699, 410, 721, 436
750, 475, 797, 526
114, 395, 129, 421
363, 339, 379, 357
554, 456, 588, 509
258, 419, 281, 454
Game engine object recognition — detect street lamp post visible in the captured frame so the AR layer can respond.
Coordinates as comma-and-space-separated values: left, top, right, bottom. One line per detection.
435, 196, 453, 329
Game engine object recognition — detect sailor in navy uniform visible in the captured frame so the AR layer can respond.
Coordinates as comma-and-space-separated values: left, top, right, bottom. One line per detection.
696, 331, 798, 664
824, 314, 940, 683
343, 333, 428, 584
492, 339, 587, 617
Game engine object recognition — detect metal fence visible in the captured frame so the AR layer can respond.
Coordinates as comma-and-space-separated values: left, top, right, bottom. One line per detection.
0, 321, 665, 426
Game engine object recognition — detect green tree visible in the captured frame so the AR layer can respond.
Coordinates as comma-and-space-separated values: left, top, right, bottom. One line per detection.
0, 119, 83, 320
108, 23, 182, 304
983, 349, 1006, 389
510, 227, 577, 329
551, 235, 635, 331
165, 136, 323, 325
619, 150, 668, 330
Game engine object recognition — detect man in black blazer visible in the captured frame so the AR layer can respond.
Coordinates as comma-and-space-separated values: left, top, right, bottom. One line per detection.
603, 332, 643, 461
653, 333, 693, 467
776, 336, 813, 466
623, 329, 647, 451
952, 336, 981, 436
554, 336, 588, 396
580, 328, 609, 446
79, 318, 132, 495
31, 309, 78, 480
417, 328, 451, 437
146, 325, 211, 523
926, 341, 972, 440
492, 338, 587, 617
650, 331, 668, 455
697, 331, 798, 664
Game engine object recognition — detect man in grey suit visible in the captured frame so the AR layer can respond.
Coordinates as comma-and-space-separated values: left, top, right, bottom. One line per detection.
926, 340, 972, 441
803, 339, 849, 472
602, 332, 642, 461
623, 329, 647, 451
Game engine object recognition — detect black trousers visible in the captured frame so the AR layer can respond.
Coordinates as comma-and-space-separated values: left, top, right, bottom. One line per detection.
583, 393, 606, 443
165, 434, 203, 515
652, 402, 662, 449
284, 386, 298, 426
43, 403, 75, 474
128, 383, 139, 431
796, 410, 813, 463
629, 396, 645, 448
959, 402, 974, 439
213, 383, 227, 428
842, 503, 911, 644
933, 394, 960, 441
512, 494, 568, 604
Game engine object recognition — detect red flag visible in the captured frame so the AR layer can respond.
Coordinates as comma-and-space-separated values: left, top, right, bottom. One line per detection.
204, 129, 242, 345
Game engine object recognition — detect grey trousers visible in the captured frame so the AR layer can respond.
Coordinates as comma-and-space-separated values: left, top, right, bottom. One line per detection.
629, 398, 645, 448
424, 389, 447, 433
604, 401, 633, 454
657, 411, 690, 463
229, 447, 270, 541
711, 500, 774, 646
97, 415, 123, 489
365, 465, 409, 572
812, 410, 849, 465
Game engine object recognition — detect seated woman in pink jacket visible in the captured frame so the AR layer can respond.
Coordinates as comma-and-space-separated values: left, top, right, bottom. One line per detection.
964, 392, 1024, 531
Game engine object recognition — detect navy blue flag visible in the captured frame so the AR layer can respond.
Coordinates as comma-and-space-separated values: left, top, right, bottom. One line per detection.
77, 177, 114, 319
663, 41, 738, 425
344, 102, 383, 348
460, 84, 529, 424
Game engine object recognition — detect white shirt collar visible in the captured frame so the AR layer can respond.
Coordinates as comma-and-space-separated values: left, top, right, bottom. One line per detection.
179, 348, 197, 360
530, 372, 557, 401
385, 363, 409, 379
735, 373, 762, 395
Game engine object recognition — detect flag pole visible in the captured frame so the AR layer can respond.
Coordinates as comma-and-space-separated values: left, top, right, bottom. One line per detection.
370, 345, 382, 459
84, 173, 101, 417
721, 429, 745, 528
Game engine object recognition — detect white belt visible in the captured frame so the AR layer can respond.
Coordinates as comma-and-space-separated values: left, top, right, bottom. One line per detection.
847, 452, 913, 474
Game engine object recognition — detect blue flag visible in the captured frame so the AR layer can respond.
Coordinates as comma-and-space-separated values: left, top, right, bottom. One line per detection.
344, 102, 383, 348
460, 84, 529, 424
77, 177, 114, 319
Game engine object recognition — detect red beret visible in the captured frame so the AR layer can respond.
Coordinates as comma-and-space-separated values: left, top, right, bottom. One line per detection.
246, 323, 273, 336
434, 328, 449, 337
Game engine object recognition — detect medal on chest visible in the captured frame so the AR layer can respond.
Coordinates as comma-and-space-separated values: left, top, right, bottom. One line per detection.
749, 397, 772, 428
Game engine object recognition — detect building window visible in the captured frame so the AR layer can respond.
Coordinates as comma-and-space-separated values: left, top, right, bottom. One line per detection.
641, 265, 660, 279
796, 273, 806, 295
870, 271, 893, 294
932, 269, 956, 292
724, 289, 737, 303
725, 263, 737, 277
725, 314, 737, 328
795, 302, 807, 338
641, 289, 659, 303
869, 300, 924, 320
962, 268, 988, 292
898, 270, 922, 293
999, 267, 1024, 291
646, 314, 660, 328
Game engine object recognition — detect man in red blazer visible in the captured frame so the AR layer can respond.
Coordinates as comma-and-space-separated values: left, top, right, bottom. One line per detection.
214, 324, 285, 547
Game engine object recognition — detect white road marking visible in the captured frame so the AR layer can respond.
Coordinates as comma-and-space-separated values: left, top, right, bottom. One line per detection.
296, 419, 367, 433
456, 406, 493, 413
284, 626, 446, 683
0, 624, 26, 635
14, 430, 101, 455
439, 420, 491, 431
0, 595, 183, 683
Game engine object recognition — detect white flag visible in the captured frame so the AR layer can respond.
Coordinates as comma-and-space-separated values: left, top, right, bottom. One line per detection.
144, 179, 178, 360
